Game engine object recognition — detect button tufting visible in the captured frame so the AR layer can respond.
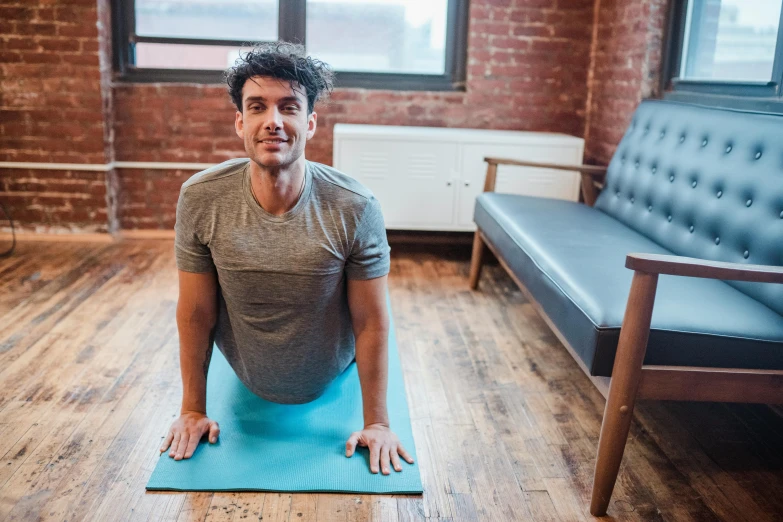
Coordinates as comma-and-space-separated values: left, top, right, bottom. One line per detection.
715, 237, 721, 245
651, 166, 657, 174
670, 174, 675, 182
780, 210, 783, 219
630, 197, 635, 203
692, 181, 697, 188
648, 205, 653, 212
635, 161, 640, 168
679, 135, 685, 143
689, 225, 694, 233
755, 151, 762, 159
746, 199, 752, 207
743, 250, 749, 259
701, 139, 708, 147
667, 215, 672, 222
726, 145, 732, 153
717, 190, 723, 198
660, 131, 665, 139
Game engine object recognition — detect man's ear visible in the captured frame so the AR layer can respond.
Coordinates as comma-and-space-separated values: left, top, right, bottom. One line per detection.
306, 111, 317, 140
235, 110, 244, 139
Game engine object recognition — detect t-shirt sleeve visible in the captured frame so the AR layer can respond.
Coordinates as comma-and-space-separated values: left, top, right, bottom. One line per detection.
345, 196, 391, 280
174, 186, 216, 273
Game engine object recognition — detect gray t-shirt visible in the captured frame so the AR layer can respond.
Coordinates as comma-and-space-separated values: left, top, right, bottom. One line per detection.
175, 158, 391, 404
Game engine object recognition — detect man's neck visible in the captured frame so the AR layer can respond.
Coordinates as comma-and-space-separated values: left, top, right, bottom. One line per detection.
249, 157, 306, 216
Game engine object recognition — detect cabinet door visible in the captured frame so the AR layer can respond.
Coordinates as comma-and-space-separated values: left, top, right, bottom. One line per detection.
457, 143, 582, 228
335, 138, 458, 229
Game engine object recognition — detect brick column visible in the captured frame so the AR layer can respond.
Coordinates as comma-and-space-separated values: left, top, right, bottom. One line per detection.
0, 0, 114, 234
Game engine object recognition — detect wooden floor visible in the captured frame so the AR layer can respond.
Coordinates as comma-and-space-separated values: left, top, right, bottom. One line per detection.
1, 240, 782, 522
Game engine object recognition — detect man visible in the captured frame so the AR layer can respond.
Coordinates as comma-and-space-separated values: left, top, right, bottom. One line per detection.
159, 42, 414, 476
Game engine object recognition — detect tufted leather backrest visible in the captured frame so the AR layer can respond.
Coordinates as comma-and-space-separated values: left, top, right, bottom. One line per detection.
595, 100, 783, 315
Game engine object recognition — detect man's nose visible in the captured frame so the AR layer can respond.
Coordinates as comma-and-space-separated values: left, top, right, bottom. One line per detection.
264, 107, 283, 132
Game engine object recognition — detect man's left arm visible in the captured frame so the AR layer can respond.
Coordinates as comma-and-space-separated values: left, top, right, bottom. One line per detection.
344, 275, 414, 474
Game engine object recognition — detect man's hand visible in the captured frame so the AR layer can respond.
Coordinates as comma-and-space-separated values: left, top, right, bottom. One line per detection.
160, 411, 220, 460
345, 423, 414, 474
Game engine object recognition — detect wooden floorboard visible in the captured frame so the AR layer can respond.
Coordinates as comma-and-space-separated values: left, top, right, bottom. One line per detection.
0, 240, 781, 521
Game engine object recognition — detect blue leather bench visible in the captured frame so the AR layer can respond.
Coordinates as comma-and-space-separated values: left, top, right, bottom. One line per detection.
468, 100, 783, 516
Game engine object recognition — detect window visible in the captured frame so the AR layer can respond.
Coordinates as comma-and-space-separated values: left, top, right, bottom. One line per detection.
112, 0, 468, 90
665, 0, 783, 111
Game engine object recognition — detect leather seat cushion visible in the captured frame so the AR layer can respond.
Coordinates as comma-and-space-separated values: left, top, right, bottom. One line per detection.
475, 192, 783, 376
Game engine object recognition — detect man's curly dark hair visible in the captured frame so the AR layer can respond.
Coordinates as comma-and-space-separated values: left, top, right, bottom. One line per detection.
225, 42, 334, 114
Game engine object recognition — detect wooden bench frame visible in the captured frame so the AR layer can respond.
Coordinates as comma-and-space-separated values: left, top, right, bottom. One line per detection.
469, 157, 783, 516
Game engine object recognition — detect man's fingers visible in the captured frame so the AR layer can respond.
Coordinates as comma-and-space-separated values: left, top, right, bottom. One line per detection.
390, 448, 402, 472
183, 432, 200, 459
380, 445, 391, 475
345, 432, 360, 457
174, 433, 190, 460
369, 441, 380, 474
208, 421, 220, 444
160, 431, 174, 453
168, 432, 181, 458
398, 444, 414, 464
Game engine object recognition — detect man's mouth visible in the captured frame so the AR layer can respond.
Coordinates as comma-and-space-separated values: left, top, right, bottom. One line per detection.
259, 138, 287, 144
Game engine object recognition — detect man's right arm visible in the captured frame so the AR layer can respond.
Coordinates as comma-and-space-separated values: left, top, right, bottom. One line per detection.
159, 269, 221, 460
177, 269, 218, 413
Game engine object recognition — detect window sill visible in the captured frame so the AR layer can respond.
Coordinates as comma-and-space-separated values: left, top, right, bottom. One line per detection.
663, 90, 783, 115
114, 68, 465, 92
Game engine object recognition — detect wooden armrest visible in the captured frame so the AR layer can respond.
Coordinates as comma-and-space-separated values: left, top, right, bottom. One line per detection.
483, 157, 608, 176
626, 253, 783, 283
481, 157, 608, 206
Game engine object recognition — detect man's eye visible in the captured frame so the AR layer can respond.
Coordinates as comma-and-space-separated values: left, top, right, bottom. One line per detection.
285, 105, 298, 111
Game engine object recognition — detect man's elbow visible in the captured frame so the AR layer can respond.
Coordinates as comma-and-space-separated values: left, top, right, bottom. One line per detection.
355, 317, 389, 339
176, 302, 217, 331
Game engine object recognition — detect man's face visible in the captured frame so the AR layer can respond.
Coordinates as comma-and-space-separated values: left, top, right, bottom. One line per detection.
235, 76, 317, 169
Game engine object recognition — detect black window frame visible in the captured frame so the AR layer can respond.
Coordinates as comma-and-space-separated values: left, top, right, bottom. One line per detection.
663, 0, 783, 113
111, 0, 468, 91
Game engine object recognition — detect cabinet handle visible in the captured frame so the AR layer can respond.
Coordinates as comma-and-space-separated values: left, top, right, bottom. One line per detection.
446, 181, 452, 186
464, 181, 470, 187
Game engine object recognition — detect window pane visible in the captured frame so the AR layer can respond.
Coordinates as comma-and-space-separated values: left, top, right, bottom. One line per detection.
681, 0, 780, 81
135, 0, 278, 42
306, 0, 448, 74
135, 43, 247, 69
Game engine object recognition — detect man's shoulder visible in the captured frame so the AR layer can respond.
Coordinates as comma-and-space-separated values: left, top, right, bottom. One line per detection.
181, 158, 249, 195
308, 161, 375, 203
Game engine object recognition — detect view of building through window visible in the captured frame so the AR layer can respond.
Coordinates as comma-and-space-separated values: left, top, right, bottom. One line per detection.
681, 0, 781, 82
134, 0, 448, 75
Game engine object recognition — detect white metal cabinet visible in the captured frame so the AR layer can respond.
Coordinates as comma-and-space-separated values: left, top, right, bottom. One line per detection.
334, 137, 459, 229
332, 124, 585, 231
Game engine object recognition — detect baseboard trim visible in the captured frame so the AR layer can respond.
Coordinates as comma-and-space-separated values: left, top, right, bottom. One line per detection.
0, 232, 114, 243
118, 230, 176, 240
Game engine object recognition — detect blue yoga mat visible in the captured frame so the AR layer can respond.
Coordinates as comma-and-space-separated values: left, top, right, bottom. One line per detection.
146, 299, 422, 494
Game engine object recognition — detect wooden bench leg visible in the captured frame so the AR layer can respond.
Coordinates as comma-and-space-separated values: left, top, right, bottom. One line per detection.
469, 231, 485, 290
590, 271, 659, 516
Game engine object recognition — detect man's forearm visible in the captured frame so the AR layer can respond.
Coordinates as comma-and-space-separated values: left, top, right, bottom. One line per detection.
354, 327, 390, 427
176, 310, 216, 414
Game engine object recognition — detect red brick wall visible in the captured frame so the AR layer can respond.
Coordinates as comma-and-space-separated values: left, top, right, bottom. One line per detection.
0, 0, 113, 233
116, 168, 191, 230
2, 0, 671, 233
584, 0, 669, 165
0, 168, 109, 233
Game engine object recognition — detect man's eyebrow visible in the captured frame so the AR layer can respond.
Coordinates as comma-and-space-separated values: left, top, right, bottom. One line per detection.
244, 96, 302, 105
